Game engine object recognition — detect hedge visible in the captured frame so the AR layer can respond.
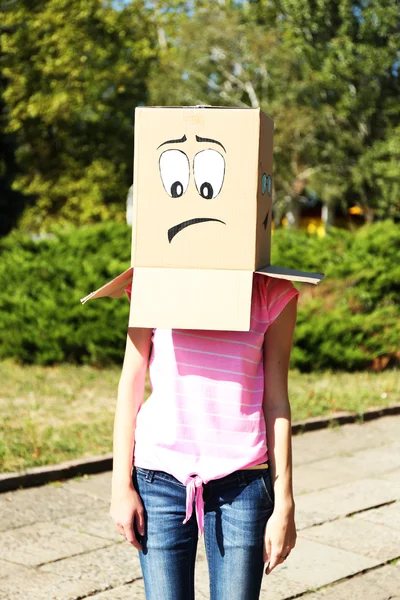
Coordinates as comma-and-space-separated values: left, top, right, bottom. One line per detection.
0, 220, 398, 370
271, 221, 399, 371
0, 224, 131, 365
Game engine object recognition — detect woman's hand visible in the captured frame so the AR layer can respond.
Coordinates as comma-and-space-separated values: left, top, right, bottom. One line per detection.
263, 503, 297, 575
110, 485, 145, 551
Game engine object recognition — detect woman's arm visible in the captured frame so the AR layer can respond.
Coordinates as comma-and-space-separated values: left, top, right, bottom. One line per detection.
110, 326, 152, 550
262, 296, 297, 574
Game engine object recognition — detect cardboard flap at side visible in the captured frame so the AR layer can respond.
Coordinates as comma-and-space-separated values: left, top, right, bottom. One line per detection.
80, 267, 134, 304
256, 265, 324, 284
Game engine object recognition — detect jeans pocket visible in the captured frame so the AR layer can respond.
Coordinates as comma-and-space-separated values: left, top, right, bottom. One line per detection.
133, 467, 155, 490
260, 469, 275, 507
135, 467, 149, 476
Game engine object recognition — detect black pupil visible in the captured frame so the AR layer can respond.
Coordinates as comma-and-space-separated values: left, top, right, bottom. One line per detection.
171, 181, 183, 198
200, 182, 213, 199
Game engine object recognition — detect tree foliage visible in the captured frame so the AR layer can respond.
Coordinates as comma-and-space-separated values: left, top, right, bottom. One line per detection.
1, 0, 156, 230
1, 0, 399, 230
148, 0, 400, 222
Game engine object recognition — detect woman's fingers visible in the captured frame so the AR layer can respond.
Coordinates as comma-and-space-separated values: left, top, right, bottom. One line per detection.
136, 508, 145, 537
264, 509, 297, 575
110, 488, 145, 550
266, 551, 283, 574
265, 544, 293, 574
125, 521, 142, 550
263, 535, 271, 564
112, 514, 143, 550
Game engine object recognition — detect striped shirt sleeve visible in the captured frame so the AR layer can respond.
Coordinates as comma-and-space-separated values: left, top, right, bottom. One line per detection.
266, 278, 299, 325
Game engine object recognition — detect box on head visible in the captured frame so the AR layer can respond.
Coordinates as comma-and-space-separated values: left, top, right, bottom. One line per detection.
81, 106, 324, 330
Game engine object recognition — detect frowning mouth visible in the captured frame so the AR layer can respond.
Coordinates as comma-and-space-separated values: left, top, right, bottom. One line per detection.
168, 218, 226, 243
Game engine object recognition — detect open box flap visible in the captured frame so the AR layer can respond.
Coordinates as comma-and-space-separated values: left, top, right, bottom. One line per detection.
80, 267, 133, 304
128, 267, 253, 331
256, 265, 324, 285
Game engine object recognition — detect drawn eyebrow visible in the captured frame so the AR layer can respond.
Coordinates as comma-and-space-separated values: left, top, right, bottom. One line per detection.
196, 135, 226, 152
157, 134, 187, 149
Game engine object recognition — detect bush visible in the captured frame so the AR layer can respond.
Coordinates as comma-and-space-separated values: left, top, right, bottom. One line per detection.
0, 223, 131, 365
272, 220, 399, 371
0, 220, 398, 370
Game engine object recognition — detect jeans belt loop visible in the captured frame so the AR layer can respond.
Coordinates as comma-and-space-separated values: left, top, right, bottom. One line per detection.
145, 469, 155, 483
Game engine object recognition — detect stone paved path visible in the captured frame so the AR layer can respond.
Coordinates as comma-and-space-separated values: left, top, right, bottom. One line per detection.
1, 415, 399, 599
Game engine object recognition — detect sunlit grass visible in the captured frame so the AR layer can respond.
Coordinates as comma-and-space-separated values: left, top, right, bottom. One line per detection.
289, 369, 399, 419
1, 360, 398, 473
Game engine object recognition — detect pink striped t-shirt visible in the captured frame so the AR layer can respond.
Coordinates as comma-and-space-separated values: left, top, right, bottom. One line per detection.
128, 274, 299, 535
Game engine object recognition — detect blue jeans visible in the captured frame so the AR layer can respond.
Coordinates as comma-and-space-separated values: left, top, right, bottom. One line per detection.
132, 466, 275, 600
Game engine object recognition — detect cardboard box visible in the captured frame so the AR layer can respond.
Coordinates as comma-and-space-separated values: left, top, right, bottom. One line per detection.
81, 106, 323, 330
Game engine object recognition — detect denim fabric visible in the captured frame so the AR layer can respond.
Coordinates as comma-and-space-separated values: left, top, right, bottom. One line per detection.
132, 466, 275, 600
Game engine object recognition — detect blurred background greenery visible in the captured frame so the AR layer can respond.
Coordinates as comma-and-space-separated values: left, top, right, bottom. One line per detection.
0, 0, 399, 470
1, 0, 399, 232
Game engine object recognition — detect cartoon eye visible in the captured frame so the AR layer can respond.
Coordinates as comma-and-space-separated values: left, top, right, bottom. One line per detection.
159, 150, 190, 198
262, 173, 267, 195
261, 173, 272, 196
193, 150, 225, 199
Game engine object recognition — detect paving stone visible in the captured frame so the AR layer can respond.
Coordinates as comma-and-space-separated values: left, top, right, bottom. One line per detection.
101, 559, 206, 600
292, 416, 400, 466
295, 478, 400, 530
294, 457, 359, 495
0, 569, 102, 600
195, 537, 210, 599
40, 542, 142, 592
61, 472, 112, 502
353, 501, 400, 530
294, 444, 400, 495
299, 564, 400, 600
90, 576, 207, 600
0, 484, 107, 531
338, 443, 400, 476
268, 537, 378, 589
195, 585, 211, 599
57, 508, 121, 542
89, 563, 307, 600
381, 467, 400, 483
2, 415, 399, 599
359, 415, 400, 445
0, 521, 112, 567
0, 558, 29, 580
0, 555, 141, 600
300, 516, 400, 562
295, 506, 330, 530
91, 576, 209, 600
88, 580, 145, 600
260, 571, 309, 600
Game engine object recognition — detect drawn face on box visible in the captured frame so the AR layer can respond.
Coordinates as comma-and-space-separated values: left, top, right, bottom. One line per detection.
133, 109, 270, 270
158, 134, 227, 243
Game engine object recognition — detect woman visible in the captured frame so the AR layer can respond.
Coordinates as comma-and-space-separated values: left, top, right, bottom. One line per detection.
110, 274, 298, 600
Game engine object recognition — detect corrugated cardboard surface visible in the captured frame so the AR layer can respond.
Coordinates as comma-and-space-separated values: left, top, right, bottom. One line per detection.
132, 107, 259, 270
255, 111, 274, 271
80, 268, 133, 304
81, 106, 323, 331
129, 268, 254, 331
256, 265, 324, 284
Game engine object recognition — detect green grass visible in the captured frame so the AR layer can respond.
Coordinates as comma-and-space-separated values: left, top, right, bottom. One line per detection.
288, 369, 399, 419
1, 360, 398, 473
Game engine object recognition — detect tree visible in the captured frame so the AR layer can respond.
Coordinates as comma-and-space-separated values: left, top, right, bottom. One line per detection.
2, 0, 399, 230
1, 0, 157, 230
149, 0, 400, 223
